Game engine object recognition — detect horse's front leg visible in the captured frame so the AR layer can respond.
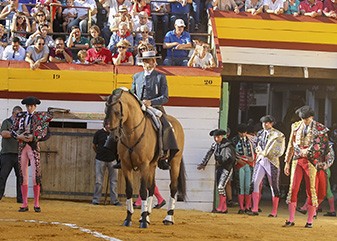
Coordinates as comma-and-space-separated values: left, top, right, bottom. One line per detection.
123, 170, 134, 227
139, 176, 149, 228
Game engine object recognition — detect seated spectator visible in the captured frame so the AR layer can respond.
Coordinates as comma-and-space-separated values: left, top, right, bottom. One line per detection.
86, 36, 112, 64
10, 12, 31, 46
39, 0, 64, 33
0, 0, 29, 30
49, 37, 73, 63
62, 0, 77, 32
75, 49, 89, 64
151, 0, 170, 39
30, 2, 50, 19
66, 25, 89, 49
112, 39, 134, 65
134, 25, 155, 47
245, 0, 264, 15
88, 24, 101, 47
170, 1, 195, 32
133, 11, 152, 37
109, 5, 134, 33
131, 0, 150, 18
299, 0, 323, 17
108, 22, 134, 54
25, 36, 49, 70
0, 24, 8, 48
134, 41, 155, 65
163, 19, 192, 66
187, 42, 216, 69
67, 0, 97, 33
323, 0, 337, 18
2, 37, 26, 60
235, 0, 245, 12
263, 0, 284, 15
31, 10, 52, 33
284, 0, 300, 16
26, 24, 55, 47
213, 0, 240, 13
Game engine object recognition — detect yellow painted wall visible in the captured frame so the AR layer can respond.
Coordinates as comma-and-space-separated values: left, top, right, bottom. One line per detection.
0, 65, 222, 99
215, 17, 337, 45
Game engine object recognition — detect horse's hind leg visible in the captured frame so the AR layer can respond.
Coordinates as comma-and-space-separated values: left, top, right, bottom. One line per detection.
123, 169, 134, 227
163, 156, 180, 225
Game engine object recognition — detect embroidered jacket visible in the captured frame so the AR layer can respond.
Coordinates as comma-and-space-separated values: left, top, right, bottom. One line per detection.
256, 128, 285, 169
200, 139, 237, 170
285, 120, 330, 166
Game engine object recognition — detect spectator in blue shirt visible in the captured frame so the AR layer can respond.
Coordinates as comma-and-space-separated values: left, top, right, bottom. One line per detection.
163, 19, 192, 66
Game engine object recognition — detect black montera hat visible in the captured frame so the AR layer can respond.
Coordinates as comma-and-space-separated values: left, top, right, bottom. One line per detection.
295, 105, 314, 119
21, 96, 41, 105
209, 129, 226, 136
260, 115, 275, 123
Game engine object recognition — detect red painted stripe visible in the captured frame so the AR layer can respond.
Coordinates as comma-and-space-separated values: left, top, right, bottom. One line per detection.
0, 91, 220, 107
213, 11, 337, 24
218, 39, 337, 52
209, 9, 223, 68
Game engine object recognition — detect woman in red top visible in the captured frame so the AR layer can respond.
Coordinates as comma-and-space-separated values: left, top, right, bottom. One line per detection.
131, 0, 151, 17
112, 39, 134, 65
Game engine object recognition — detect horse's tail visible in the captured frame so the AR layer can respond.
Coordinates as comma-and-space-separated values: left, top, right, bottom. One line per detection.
177, 157, 187, 201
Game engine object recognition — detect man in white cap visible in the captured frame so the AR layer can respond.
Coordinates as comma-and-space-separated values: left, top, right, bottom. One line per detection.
163, 19, 192, 66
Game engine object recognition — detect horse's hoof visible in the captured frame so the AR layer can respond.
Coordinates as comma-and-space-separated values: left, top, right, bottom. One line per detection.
123, 220, 132, 227
163, 220, 174, 225
139, 221, 148, 228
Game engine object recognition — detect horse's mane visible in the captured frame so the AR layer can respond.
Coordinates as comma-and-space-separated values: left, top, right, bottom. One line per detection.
110, 87, 146, 112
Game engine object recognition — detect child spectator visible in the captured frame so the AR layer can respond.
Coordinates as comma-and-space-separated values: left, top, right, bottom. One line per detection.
62, 0, 77, 32
88, 25, 101, 47
11, 12, 31, 46
75, 49, 89, 64
284, 0, 300, 16
112, 39, 134, 65
187, 42, 216, 69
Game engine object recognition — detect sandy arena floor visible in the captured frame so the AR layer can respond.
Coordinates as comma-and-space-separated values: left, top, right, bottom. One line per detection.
1, 198, 337, 241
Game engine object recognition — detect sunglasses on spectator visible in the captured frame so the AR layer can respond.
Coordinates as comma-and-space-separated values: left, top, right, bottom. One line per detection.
37, 43, 45, 46
17, 16, 23, 19
139, 48, 146, 51
118, 46, 127, 49
37, 14, 44, 17
141, 31, 148, 34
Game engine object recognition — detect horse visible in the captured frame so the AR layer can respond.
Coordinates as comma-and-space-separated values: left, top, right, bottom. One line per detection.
104, 88, 186, 228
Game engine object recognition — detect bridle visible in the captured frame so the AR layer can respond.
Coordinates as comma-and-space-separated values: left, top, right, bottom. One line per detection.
105, 90, 147, 169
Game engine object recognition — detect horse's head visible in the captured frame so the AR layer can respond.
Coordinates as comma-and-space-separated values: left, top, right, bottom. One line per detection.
104, 88, 126, 141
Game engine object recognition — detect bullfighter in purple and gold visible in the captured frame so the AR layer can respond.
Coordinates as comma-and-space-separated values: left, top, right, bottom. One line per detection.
247, 115, 285, 217
11, 96, 52, 213
284, 105, 330, 228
